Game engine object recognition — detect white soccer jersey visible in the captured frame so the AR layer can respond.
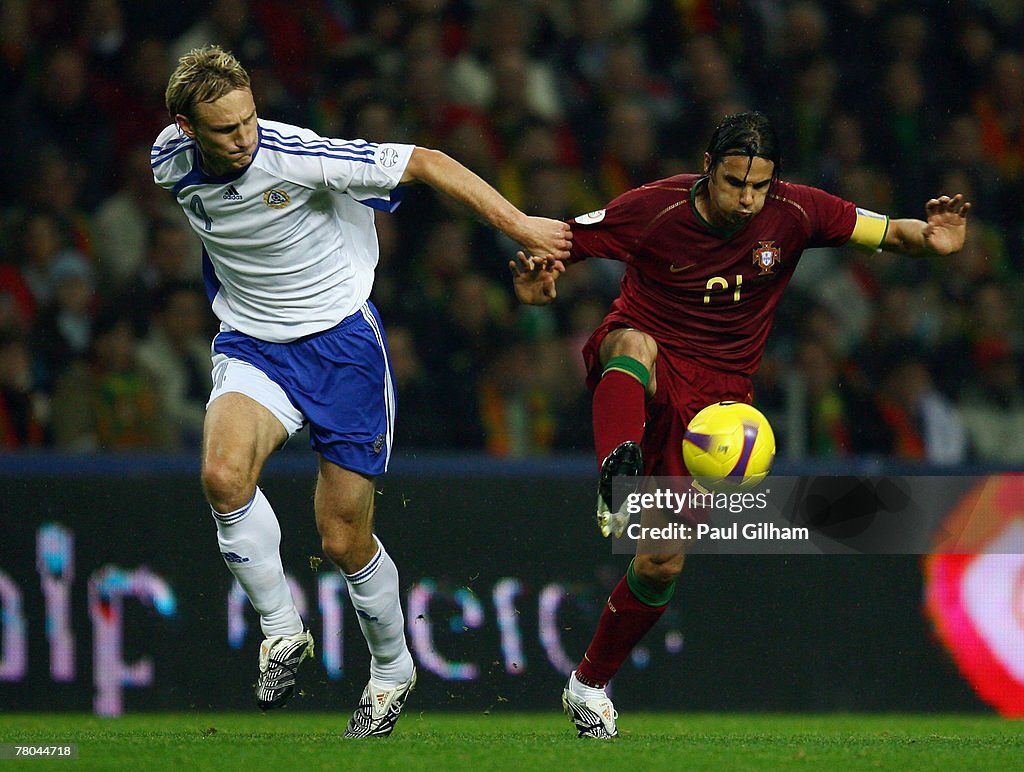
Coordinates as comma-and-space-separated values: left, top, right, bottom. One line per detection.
151, 119, 414, 342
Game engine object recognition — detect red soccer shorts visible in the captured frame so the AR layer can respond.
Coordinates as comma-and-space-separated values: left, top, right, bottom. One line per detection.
582, 320, 754, 477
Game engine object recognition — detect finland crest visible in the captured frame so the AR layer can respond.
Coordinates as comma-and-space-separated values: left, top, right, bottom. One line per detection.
263, 188, 291, 208
753, 240, 780, 275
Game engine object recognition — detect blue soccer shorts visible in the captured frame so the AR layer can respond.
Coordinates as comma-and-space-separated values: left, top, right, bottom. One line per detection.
208, 301, 395, 476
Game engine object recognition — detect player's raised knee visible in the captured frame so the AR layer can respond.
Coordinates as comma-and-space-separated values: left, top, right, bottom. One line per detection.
602, 328, 658, 370
600, 329, 659, 396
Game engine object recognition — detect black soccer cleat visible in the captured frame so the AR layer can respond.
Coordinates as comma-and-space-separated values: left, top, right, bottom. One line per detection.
596, 440, 643, 537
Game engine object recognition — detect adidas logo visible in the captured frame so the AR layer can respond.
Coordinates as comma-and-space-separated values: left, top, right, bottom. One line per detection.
375, 692, 387, 708
221, 551, 250, 564
222, 184, 242, 201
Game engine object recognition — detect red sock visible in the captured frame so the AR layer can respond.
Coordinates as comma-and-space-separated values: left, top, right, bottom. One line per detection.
575, 574, 669, 688
592, 369, 646, 471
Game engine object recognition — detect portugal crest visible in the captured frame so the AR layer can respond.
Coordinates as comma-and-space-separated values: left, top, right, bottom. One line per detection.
753, 241, 780, 274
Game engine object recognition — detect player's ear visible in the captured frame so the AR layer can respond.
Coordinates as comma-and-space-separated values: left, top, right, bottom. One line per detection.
702, 152, 712, 175
175, 114, 196, 139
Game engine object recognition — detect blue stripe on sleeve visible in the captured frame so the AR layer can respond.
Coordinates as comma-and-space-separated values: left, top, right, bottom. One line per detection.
151, 142, 194, 168
260, 126, 376, 155
258, 142, 378, 163
259, 138, 375, 157
258, 131, 375, 152
151, 135, 189, 154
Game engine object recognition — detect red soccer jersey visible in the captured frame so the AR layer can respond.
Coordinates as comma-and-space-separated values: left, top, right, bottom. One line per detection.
568, 174, 857, 376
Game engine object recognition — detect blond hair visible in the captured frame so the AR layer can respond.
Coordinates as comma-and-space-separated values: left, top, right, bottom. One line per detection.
165, 45, 251, 119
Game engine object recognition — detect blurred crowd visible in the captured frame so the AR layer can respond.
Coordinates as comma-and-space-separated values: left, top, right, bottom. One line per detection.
0, 0, 1022, 466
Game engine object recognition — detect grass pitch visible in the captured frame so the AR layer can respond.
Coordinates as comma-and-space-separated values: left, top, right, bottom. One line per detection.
1, 712, 1019, 770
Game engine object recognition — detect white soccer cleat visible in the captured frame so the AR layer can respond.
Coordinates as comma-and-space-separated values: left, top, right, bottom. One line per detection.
562, 674, 619, 739
344, 668, 417, 738
256, 629, 315, 710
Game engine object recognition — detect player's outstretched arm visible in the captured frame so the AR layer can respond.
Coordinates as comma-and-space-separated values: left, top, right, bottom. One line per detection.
402, 147, 572, 262
509, 250, 564, 305
883, 193, 972, 256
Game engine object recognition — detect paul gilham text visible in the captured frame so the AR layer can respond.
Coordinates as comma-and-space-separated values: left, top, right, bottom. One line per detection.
698, 523, 809, 540
626, 522, 810, 541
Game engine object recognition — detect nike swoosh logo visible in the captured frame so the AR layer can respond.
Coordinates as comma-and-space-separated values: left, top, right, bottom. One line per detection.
669, 263, 694, 273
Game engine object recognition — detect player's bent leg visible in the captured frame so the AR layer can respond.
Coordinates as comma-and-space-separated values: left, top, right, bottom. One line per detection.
202, 393, 312, 710
566, 553, 682, 739
202, 392, 288, 513
593, 329, 658, 537
314, 460, 416, 737
313, 460, 377, 573
597, 328, 659, 398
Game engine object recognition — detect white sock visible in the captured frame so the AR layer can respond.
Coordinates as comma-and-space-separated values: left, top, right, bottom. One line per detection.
213, 487, 303, 638
345, 536, 414, 688
569, 670, 608, 700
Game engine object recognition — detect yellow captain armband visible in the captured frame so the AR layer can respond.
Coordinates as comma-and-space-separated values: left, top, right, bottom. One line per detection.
849, 207, 889, 253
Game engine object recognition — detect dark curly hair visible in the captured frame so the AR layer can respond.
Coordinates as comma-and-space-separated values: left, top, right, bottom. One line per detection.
705, 111, 781, 179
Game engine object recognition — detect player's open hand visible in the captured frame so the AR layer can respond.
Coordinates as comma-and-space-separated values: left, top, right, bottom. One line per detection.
517, 216, 572, 263
923, 194, 971, 255
509, 250, 564, 305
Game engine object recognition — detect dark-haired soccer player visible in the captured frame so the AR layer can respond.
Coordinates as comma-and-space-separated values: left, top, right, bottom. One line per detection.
511, 111, 970, 738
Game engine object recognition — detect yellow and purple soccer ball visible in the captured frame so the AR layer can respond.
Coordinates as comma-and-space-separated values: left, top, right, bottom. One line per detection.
682, 402, 775, 490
